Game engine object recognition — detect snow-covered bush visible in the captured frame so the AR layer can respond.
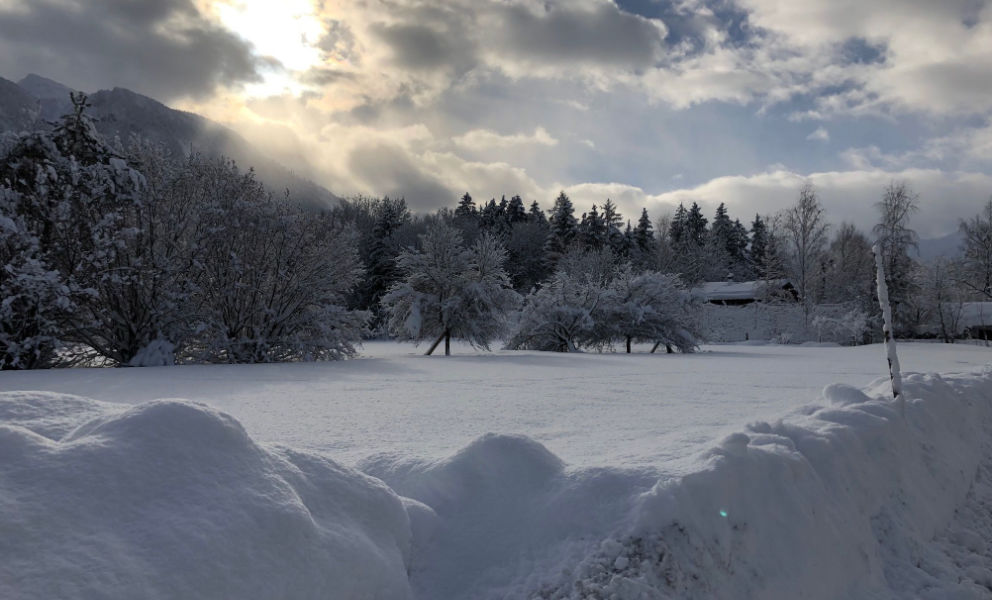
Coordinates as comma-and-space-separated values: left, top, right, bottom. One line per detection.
383, 223, 520, 355
606, 268, 699, 353
510, 248, 699, 353
0, 93, 149, 366
187, 157, 366, 363
0, 188, 72, 369
812, 306, 871, 345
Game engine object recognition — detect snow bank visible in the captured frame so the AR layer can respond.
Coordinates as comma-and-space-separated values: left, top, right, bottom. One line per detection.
366, 369, 992, 599
0, 392, 413, 600
545, 370, 992, 599
5, 364, 992, 599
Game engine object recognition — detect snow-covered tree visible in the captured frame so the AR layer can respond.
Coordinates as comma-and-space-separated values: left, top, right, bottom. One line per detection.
0, 92, 154, 366
873, 181, 919, 333
959, 198, 992, 299
0, 187, 72, 369
607, 268, 698, 353
544, 191, 578, 266
384, 223, 519, 355
187, 157, 365, 363
784, 182, 829, 322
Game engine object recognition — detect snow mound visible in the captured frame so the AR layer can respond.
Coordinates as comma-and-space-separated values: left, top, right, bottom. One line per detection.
0, 393, 413, 600
543, 370, 992, 599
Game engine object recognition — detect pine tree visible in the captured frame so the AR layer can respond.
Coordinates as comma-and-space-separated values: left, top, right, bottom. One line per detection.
669, 203, 688, 245
634, 208, 655, 251
528, 200, 547, 225
506, 195, 527, 224
685, 202, 708, 248
544, 191, 578, 266
602, 198, 625, 251
580, 204, 607, 249
455, 192, 477, 219
751, 214, 768, 276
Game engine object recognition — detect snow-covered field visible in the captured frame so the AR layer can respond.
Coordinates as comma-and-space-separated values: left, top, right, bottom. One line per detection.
4, 342, 992, 599
4, 341, 991, 472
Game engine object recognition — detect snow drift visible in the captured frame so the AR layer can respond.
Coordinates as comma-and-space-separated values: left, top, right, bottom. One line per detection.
4, 366, 992, 599
365, 370, 992, 599
0, 393, 413, 600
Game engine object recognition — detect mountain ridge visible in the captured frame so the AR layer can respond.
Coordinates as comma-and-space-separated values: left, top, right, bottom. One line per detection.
0, 73, 341, 208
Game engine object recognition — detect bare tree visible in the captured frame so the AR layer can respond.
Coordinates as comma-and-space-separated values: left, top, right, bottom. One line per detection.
959, 198, 992, 299
873, 181, 919, 334
783, 182, 829, 323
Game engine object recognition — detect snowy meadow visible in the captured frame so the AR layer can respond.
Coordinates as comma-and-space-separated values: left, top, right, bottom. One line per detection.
5, 341, 992, 599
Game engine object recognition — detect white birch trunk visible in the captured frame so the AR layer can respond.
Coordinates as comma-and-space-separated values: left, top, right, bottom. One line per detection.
873, 243, 904, 415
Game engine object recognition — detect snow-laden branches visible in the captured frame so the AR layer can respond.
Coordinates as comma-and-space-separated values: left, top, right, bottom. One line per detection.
383, 223, 520, 355
509, 248, 700, 353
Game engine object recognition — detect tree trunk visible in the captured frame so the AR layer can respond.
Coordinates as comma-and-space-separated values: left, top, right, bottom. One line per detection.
626, 336, 632, 353
873, 243, 903, 414
444, 330, 451, 356
425, 332, 445, 356
650, 342, 661, 354
666, 343, 674, 354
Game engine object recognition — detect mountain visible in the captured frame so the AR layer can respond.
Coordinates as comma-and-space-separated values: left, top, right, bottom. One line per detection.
0, 74, 340, 208
17, 74, 75, 121
0, 77, 40, 131
918, 230, 963, 260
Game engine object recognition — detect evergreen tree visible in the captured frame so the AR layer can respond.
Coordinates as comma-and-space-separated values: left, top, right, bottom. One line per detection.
580, 204, 607, 249
361, 197, 411, 330
669, 203, 688, 245
506, 195, 527, 224
634, 208, 655, 251
685, 202, 708, 248
602, 198, 625, 251
544, 191, 578, 266
751, 214, 768, 276
455, 192, 477, 218
528, 200, 547, 225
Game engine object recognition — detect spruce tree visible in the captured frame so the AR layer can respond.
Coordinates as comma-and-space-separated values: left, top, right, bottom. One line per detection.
751, 214, 768, 276
455, 192, 477, 219
634, 208, 655, 252
506, 195, 527, 224
544, 191, 578, 265
528, 200, 547, 224
580, 204, 607, 249
685, 202, 708, 247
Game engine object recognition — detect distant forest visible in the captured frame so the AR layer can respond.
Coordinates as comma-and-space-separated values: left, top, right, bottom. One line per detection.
3, 95, 991, 368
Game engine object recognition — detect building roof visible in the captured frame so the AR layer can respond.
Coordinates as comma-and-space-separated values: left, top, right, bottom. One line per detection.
958, 302, 992, 328
691, 279, 792, 302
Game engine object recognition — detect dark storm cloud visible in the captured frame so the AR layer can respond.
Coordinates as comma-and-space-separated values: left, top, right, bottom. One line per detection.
0, 0, 260, 101
370, 23, 473, 71
497, 3, 665, 67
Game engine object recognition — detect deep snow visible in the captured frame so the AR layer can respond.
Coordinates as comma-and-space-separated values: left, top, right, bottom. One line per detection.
3, 341, 991, 473
3, 343, 992, 599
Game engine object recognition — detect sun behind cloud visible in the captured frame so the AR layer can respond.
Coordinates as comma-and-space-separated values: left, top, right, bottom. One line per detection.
209, 0, 325, 96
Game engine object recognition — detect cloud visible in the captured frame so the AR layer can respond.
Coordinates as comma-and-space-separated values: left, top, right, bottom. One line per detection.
651, 167, 992, 238
452, 127, 558, 150
0, 0, 261, 101
807, 127, 830, 142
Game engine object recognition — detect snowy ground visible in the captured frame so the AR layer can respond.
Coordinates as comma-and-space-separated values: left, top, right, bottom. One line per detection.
4, 342, 992, 599
3, 341, 990, 474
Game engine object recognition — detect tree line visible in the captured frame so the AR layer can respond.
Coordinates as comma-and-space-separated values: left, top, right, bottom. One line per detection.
4, 97, 992, 368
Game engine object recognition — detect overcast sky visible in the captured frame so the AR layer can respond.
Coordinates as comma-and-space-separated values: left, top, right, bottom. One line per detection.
2, 0, 991, 236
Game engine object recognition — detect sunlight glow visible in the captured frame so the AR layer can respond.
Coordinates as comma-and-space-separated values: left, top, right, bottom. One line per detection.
213, 0, 324, 95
